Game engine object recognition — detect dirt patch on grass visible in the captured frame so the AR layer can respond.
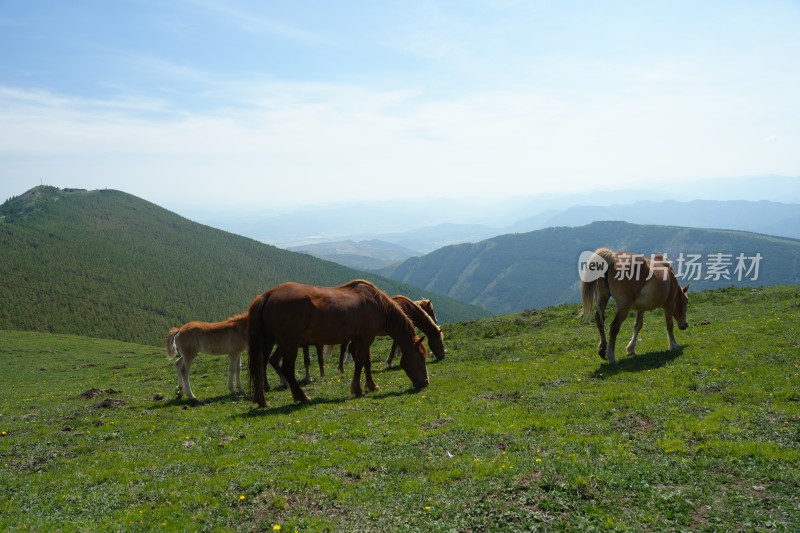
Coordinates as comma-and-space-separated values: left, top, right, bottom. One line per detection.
93, 398, 127, 409
79, 387, 121, 399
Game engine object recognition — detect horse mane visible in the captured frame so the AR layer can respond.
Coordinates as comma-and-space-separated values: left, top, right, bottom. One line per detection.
416, 299, 437, 323
225, 312, 248, 326
393, 295, 440, 337
595, 247, 617, 277
345, 280, 418, 341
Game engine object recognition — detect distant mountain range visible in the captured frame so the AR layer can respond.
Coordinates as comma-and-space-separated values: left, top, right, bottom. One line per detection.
506, 199, 800, 238
0, 186, 490, 345
286, 199, 800, 267
173, 176, 800, 255
378, 221, 800, 314
288, 239, 418, 270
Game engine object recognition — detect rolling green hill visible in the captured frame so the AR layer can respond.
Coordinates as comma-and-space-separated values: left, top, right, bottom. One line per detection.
1, 285, 798, 530
0, 186, 490, 344
379, 221, 800, 314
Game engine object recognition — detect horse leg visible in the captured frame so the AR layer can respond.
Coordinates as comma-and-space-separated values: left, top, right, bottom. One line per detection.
235, 352, 244, 393
665, 313, 682, 351
607, 304, 631, 365
360, 338, 379, 393
626, 311, 644, 356
302, 345, 311, 384
338, 343, 346, 373
280, 345, 310, 403
174, 357, 185, 397
350, 341, 364, 397
594, 294, 610, 359
316, 344, 325, 378
385, 340, 399, 367
227, 352, 242, 395
323, 344, 337, 374
269, 346, 286, 388
180, 353, 197, 401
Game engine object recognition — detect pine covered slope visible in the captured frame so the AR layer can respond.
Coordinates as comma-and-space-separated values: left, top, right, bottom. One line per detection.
0, 186, 490, 344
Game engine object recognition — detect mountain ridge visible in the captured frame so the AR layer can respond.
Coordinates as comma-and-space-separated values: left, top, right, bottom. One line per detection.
378, 220, 800, 314
0, 186, 490, 345
276, 198, 800, 265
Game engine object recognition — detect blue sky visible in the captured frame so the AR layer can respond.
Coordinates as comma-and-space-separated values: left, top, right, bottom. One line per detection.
1, 1, 798, 210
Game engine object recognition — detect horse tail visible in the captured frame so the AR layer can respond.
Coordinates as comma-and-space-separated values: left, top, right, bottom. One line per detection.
166, 327, 180, 360
580, 279, 597, 319
580, 248, 615, 319
247, 292, 273, 407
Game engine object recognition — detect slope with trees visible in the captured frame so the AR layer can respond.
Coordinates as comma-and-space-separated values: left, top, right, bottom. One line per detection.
0, 186, 490, 344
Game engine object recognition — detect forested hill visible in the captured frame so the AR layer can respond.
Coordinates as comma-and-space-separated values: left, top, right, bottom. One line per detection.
0, 186, 490, 345
379, 220, 800, 314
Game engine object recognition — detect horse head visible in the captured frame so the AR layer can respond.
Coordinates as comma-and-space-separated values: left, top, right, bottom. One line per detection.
674, 283, 690, 330
427, 326, 446, 361
400, 336, 429, 388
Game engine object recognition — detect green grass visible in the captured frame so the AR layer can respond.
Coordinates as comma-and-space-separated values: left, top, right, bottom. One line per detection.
2, 285, 799, 531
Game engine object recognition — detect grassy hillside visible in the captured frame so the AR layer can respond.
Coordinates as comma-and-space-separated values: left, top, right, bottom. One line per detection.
0, 186, 490, 344
1, 285, 797, 530
380, 221, 800, 314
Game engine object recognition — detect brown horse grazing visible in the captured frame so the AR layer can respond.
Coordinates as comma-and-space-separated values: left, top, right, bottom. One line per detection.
580, 247, 689, 364
270, 298, 442, 382
166, 312, 248, 401
334, 297, 443, 371
248, 280, 429, 407
384, 297, 445, 367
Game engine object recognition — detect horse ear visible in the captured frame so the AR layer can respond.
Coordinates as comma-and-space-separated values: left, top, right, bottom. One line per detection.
416, 336, 426, 346
683, 284, 690, 293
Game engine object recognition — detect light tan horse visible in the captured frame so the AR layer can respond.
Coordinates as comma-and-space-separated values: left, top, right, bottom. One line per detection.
166, 312, 248, 401
580, 248, 689, 364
